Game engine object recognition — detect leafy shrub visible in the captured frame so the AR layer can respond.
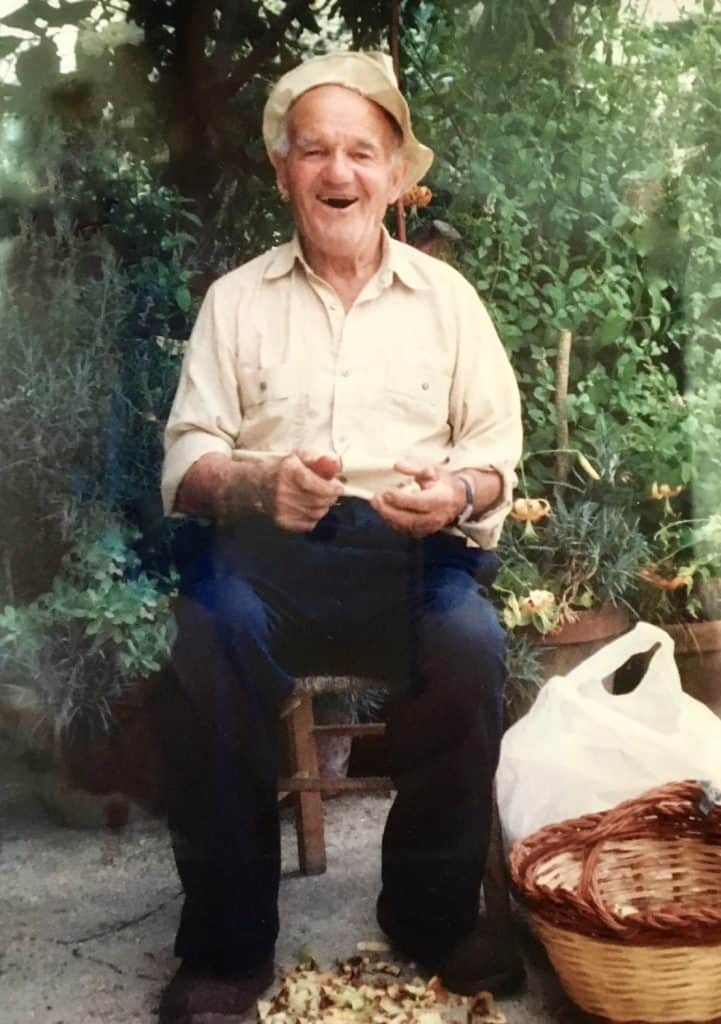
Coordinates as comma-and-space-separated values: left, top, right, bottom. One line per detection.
639, 511, 721, 625
0, 218, 126, 600
0, 513, 176, 741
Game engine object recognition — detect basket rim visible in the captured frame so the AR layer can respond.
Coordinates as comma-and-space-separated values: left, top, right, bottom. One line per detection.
510, 780, 721, 944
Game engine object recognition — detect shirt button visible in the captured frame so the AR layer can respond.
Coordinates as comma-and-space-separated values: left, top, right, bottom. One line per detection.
421, 381, 429, 390
341, 369, 350, 378
329, 302, 338, 312
259, 381, 267, 392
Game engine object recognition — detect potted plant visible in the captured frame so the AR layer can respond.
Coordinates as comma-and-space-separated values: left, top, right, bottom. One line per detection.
638, 505, 721, 716
0, 511, 175, 825
494, 462, 649, 716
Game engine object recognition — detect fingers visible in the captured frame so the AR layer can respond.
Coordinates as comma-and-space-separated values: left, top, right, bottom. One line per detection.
290, 452, 343, 498
297, 450, 342, 481
378, 480, 434, 512
371, 497, 441, 539
371, 474, 460, 538
269, 452, 343, 532
393, 457, 440, 488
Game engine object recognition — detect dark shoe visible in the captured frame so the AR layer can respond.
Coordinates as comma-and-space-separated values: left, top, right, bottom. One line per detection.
158, 956, 274, 1022
377, 898, 524, 997
434, 919, 526, 996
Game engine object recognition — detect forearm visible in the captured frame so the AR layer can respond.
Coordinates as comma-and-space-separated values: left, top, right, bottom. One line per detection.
174, 452, 267, 520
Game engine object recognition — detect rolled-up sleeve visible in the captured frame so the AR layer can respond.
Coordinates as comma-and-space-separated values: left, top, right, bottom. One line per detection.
161, 283, 241, 515
445, 278, 523, 547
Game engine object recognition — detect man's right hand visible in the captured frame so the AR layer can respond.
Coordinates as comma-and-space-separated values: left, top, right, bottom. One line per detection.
260, 450, 343, 532
175, 450, 343, 527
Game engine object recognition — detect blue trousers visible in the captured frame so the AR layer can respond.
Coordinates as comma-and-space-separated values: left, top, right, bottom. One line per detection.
160, 500, 506, 972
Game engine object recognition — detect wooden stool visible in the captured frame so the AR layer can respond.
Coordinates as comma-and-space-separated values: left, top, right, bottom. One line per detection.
279, 675, 513, 934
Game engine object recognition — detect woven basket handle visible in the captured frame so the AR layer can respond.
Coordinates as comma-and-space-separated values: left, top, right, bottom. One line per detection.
575, 780, 721, 933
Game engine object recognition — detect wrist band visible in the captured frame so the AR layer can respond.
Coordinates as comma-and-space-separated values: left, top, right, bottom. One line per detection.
454, 475, 475, 525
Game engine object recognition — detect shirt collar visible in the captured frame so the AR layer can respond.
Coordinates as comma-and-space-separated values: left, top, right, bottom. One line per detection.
263, 235, 302, 281
262, 226, 429, 292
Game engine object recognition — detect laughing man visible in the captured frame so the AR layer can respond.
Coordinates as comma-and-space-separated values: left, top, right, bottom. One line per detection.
158, 50, 524, 1024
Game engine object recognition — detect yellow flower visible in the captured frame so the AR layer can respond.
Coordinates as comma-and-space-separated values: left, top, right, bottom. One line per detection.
510, 497, 551, 523
519, 590, 556, 616
577, 452, 600, 480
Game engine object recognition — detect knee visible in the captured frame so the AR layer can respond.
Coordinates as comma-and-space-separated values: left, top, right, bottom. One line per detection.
180, 576, 269, 646
427, 585, 505, 666
422, 587, 507, 713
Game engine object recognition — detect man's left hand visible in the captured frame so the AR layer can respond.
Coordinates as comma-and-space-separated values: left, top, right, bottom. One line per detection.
370, 458, 466, 538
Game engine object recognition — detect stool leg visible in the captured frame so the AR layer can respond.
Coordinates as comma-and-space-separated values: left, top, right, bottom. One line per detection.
287, 691, 326, 875
482, 785, 514, 934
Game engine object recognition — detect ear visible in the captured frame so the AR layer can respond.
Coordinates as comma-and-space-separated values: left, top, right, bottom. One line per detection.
387, 156, 408, 205
270, 153, 289, 198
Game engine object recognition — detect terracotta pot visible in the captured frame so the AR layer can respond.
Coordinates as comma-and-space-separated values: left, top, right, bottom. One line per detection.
660, 620, 721, 718
1, 677, 167, 821
0, 697, 55, 758
533, 603, 632, 681
34, 771, 140, 830
510, 604, 633, 720
59, 674, 167, 816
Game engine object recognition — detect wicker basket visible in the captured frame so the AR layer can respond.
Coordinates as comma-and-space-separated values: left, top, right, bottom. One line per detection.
510, 780, 721, 1023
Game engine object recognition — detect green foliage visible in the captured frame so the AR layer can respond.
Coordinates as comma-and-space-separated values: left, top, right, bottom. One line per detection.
407, 3, 721, 513
0, 114, 214, 533
0, 513, 176, 740
504, 629, 544, 716
0, 215, 126, 598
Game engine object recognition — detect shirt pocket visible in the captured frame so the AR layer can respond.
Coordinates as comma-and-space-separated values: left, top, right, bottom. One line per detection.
383, 360, 452, 452
238, 362, 303, 449
240, 362, 299, 410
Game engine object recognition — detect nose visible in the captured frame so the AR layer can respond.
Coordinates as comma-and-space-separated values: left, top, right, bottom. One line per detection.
322, 148, 353, 184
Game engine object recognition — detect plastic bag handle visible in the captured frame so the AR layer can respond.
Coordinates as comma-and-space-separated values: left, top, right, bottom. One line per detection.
563, 621, 679, 697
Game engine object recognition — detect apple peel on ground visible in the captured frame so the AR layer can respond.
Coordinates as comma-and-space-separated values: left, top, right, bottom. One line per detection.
256, 954, 506, 1024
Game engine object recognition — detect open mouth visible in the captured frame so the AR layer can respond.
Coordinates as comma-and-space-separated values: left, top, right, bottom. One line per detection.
319, 197, 358, 209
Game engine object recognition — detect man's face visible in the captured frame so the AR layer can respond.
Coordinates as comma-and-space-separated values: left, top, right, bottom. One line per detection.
272, 85, 407, 263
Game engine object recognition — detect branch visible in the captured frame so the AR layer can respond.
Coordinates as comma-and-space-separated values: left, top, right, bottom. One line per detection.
209, 0, 320, 105
555, 329, 572, 484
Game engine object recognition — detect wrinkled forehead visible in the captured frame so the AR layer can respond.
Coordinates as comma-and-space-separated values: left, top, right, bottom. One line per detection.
287, 84, 403, 149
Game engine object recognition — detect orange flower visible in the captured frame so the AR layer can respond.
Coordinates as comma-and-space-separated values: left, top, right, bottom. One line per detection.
639, 568, 689, 591
401, 185, 433, 209
510, 497, 551, 524
650, 482, 683, 500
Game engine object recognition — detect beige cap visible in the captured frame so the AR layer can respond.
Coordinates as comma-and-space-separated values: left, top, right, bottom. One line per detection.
262, 50, 434, 193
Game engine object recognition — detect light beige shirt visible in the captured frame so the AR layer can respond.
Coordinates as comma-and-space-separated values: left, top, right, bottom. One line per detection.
162, 229, 522, 548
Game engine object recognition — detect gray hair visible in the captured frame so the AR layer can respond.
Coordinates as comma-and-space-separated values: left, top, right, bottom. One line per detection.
271, 118, 291, 158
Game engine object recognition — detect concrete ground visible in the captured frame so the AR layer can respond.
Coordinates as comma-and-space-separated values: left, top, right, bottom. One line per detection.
0, 738, 577, 1024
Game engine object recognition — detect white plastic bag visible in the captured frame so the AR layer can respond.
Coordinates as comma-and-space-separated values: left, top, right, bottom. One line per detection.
497, 621, 721, 847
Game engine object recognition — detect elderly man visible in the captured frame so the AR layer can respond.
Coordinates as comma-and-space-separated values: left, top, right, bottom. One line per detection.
158, 50, 523, 1023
